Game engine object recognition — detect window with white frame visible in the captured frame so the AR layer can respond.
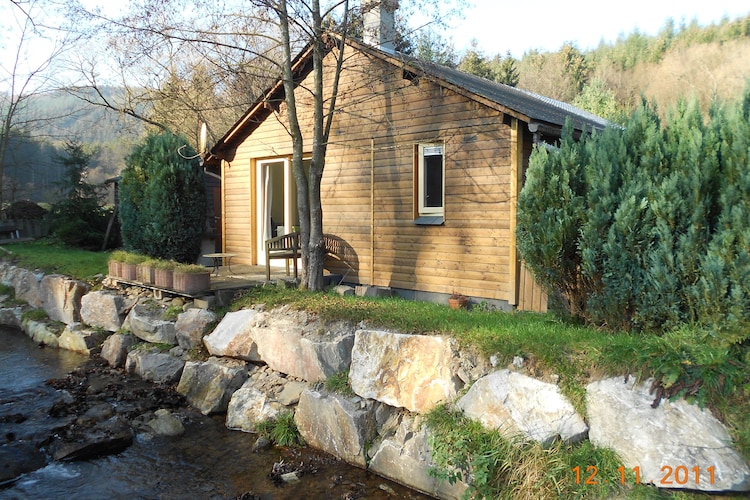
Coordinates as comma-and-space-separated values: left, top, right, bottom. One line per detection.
416, 143, 444, 221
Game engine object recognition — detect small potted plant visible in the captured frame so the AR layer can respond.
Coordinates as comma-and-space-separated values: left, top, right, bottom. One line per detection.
108, 250, 128, 279
153, 259, 177, 289
173, 263, 211, 293
448, 290, 468, 310
121, 252, 147, 281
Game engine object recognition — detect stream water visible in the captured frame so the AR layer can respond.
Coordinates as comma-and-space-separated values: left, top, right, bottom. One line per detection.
0, 327, 429, 499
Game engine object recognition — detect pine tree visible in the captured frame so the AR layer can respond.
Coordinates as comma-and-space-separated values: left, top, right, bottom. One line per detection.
49, 141, 109, 249
494, 51, 519, 87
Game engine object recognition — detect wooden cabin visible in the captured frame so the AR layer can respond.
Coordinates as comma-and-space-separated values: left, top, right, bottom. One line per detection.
206, 37, 607, 312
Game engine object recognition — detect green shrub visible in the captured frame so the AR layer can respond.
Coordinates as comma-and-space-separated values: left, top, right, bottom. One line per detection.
123, 252, 148, 265
518, 85, 750, 341
162, 305, 183, 321
120, 130, 206, 263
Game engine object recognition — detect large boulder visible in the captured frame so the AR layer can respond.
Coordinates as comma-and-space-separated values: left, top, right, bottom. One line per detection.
51, 415, 134, 461
38, 274, 90, 324
294, 390, 376, 468
587, 376, 750, 492
349, 330, 461, 413
226, 380, 282, 433
58, 323, 108, 356
125, 349, 184, 384
101, 333, 138, 368
21, 318, 60, 347
175, 308, 217, 350
456, 369, 587, 444
122, 298, 177, 345
176, 357, 248, 415
2, 266, 44, 308
369, 416, 469, 500
251, 309, 355, 382
1, 268, 89, 325
80, 290, 136, 332
203, 309, 260, 360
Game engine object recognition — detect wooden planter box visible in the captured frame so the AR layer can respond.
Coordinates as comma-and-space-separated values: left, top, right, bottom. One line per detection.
154, 268, 174, 289
108, 261, 122, 278
121, 263, 138, 281
137, 264, 155, 284
173, 270, 210, 294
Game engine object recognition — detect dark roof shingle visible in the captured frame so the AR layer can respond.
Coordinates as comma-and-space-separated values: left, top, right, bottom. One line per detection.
368, 42, 609, 133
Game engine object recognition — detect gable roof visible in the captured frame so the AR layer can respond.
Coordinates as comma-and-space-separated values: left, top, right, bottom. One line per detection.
208, 36, 608, 163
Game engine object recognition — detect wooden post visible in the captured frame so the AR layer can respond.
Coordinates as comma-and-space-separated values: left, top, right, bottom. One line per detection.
370, 138, 375, 286
101, 204, 118, 251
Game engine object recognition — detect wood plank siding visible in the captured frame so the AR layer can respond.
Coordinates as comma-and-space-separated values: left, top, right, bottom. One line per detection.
220, 45, 543, 306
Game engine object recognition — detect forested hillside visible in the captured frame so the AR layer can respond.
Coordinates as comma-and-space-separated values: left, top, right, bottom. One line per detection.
454, 14, 750, 122
1, 87, 142, 204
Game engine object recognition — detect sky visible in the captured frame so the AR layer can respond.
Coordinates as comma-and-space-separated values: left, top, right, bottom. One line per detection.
446, 0, 750, 57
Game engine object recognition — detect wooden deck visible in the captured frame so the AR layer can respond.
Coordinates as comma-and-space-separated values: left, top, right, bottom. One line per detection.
210, 264, 293, 292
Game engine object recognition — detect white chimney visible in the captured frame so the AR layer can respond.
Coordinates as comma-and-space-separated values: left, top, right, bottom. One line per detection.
362, 0, 398, 52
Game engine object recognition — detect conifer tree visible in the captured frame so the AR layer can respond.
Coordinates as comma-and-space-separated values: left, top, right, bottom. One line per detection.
120, 130, 206, 263
692, 87, 750, 340
50, 141, 109, 249
517, 123, 587, 316
518, 88, 750, 338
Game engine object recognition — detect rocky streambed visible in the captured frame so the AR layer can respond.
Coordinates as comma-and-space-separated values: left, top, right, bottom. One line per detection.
0, 328, 426, 499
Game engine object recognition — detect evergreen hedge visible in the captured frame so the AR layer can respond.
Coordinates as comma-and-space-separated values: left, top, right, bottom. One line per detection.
119, 130, 206, 263
517, 86, 750, 339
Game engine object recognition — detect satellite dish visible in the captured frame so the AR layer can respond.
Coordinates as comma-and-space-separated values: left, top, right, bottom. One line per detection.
199, 122, 207, 155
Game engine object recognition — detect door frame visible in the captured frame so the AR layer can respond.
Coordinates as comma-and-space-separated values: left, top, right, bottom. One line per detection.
256, 157, 295, 264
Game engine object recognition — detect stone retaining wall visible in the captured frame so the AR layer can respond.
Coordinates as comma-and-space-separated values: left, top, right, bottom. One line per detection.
1, 263, 748, 498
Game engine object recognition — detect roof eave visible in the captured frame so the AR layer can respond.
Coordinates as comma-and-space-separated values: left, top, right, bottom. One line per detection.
207, 43, 317, 161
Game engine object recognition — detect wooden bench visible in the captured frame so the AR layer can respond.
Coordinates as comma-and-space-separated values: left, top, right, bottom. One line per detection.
265, 232, 301, 281
265, 232, 356, 282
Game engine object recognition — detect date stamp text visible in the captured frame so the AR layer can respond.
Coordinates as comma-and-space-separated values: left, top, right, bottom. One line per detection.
573, 465, 716, 486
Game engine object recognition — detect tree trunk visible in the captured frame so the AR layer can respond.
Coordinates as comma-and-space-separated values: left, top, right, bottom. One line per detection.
303, 0, 327, 291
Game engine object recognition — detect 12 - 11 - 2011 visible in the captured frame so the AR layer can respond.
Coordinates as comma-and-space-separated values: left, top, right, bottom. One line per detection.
573, 465, 716, 485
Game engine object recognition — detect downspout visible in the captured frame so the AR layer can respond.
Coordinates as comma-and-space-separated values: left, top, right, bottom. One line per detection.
221, 160, 228, 253
370, 138, 375, 285
508, 118, 521, 306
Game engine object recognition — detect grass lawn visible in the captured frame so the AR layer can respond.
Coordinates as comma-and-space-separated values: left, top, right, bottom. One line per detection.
2, 241, 747, 498
0, 240, 110, 283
